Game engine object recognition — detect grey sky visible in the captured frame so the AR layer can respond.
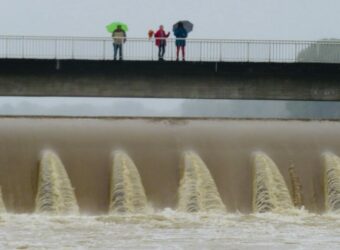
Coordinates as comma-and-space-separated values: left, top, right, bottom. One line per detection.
1, 0, 339, 40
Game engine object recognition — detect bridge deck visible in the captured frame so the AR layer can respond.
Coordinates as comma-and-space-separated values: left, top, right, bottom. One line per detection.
0, 59, 340, 101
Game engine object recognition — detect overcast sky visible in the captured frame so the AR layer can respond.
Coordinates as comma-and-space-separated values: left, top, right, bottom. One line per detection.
1, 0, 339, 40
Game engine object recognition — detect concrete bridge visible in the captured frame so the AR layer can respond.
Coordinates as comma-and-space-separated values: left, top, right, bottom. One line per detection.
1, 36, 340, 100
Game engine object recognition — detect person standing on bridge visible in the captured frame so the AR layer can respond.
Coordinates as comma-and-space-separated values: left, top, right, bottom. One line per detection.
154, 25, 170, 61
112, 25, 127, 60
173, 22, 188, 61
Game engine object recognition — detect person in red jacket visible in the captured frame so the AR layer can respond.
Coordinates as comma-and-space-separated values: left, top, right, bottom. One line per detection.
154, 25, 170, 61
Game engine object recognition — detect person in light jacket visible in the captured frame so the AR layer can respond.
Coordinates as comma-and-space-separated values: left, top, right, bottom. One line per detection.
112, 25, 126, 60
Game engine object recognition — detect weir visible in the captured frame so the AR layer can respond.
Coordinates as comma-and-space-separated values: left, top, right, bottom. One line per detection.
0, 117, 339, 214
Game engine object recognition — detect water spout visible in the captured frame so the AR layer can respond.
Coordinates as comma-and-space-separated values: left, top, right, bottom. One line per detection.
177, 151, 226, 213
109, 151, 149, 213
253, 152, 294, 213
35, 151, 79, 214
323, 152, 340, 212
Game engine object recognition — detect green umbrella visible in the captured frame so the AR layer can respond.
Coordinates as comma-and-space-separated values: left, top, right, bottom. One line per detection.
106, 22, 128, 33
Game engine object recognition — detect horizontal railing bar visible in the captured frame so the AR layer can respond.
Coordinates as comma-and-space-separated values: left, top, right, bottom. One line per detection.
1, 35, 340, 44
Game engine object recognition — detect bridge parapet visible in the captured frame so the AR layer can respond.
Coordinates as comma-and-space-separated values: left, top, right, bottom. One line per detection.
1, 36, 340, 63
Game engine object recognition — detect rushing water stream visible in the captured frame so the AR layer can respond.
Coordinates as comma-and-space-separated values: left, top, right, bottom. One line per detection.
1, 212, 340, 249
1, 117, 340, 249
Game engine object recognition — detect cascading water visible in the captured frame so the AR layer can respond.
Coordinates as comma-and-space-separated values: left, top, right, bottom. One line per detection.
0, 187, 6, 213
35, 151, 79, 214
289, 165, 303, 207
252, 152, 294, 213
322, 152, 340, 212
177, 151, 226, 213
109, 151, 149, 213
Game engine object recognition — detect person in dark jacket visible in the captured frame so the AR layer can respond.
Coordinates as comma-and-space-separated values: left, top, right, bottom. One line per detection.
112, 25, 126, 60
174, 22, 188, 61
154, 25, 170, 61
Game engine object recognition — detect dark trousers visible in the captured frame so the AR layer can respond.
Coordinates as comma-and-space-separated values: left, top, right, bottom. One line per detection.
158, 44, 166, 59
113, 44, 123, 60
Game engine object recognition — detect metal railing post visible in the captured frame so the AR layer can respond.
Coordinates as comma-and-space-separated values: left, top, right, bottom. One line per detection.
219, 41, 222, 62
247, 42, 250, 62
102, 40, 105, 60
268, 42, 271, 62
151, 39, 154, 61
200, 41, 203, 61
170, 39, 173, 61
5, 37, 8, 58
21, 36, 25, 58
71, 38, 74, 59
54, 39, 57, 59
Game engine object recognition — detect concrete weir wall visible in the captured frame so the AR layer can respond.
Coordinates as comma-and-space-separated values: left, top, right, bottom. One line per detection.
0, 59, 340, 100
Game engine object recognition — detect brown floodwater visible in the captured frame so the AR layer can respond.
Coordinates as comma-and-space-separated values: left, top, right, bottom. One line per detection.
0, 117, 339, 214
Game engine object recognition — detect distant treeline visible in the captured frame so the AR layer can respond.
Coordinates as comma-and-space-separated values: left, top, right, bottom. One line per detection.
297, 39, 340, 63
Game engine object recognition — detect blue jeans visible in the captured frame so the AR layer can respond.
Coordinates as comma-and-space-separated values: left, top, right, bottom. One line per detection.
158, 44, 166, 59
113, 44, 123, 60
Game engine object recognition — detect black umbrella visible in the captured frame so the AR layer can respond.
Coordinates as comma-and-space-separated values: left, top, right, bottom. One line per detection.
173, 20, 194, 33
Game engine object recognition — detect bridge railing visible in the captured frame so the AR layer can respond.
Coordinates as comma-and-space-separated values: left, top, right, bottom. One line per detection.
1, 35, 340, 63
